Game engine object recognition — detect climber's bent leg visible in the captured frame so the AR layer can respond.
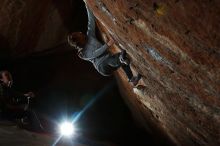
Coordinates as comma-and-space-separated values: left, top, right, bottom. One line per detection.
98, 51, 141, 86
97, 54, 120, 76
121, 64, 133, 81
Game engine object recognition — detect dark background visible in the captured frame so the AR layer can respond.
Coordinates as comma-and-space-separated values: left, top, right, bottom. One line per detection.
1, 51, 156, 145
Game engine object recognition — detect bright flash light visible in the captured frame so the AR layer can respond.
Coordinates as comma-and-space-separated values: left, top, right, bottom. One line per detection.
60, 121, 75, 136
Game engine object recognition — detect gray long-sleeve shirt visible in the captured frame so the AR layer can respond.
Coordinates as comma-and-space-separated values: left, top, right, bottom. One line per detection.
78, 3, 110, 76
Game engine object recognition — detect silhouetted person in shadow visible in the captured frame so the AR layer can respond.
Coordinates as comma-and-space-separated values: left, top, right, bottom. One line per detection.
0, 70, 43, 132
67, 0, 141, 86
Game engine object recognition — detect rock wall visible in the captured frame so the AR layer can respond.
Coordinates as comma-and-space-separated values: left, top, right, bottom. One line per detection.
86, 0, 220, 146
0, 0, 85, 59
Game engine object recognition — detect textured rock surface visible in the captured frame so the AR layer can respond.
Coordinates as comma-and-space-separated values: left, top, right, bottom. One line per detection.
0, 0, 85, 59
86, 0, 220, 146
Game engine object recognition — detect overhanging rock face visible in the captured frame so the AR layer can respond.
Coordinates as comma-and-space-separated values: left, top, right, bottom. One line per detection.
86, 0, 220, 145
0, 0, 81, 59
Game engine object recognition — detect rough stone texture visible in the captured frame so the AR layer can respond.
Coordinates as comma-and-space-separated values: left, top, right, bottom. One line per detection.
0, 0, 85, 59
86, 0, 220, 146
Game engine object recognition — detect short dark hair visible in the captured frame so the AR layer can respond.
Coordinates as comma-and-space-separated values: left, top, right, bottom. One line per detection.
68, 32, 86, 47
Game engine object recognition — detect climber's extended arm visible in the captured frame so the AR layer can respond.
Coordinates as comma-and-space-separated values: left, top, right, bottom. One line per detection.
85, 1, 96, 38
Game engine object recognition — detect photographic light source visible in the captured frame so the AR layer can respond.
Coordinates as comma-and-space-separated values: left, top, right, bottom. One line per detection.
59, 121, 75, 136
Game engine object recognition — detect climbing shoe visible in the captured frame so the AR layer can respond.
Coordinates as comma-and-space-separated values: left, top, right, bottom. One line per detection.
119, 50, 130, 65
129, 74, 142, 86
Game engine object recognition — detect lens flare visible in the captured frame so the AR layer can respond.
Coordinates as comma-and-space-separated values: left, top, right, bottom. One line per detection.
60, 121, 75, 136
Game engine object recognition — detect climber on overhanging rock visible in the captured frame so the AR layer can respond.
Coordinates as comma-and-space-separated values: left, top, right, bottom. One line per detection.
67, 0, 141, 86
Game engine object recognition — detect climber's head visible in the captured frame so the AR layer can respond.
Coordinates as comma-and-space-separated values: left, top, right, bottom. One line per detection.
67, 32, 87, 50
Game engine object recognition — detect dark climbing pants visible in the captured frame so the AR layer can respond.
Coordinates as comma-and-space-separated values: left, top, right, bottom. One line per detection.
100, 53, 133, 80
